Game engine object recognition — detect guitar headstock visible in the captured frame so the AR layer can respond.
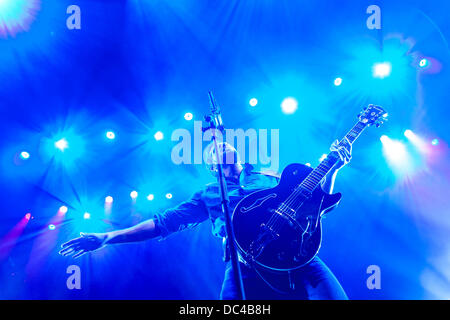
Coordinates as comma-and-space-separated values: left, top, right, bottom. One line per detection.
358, 104, 388, 127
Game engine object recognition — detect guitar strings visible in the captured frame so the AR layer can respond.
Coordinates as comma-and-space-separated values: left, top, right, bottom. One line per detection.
264, 138, 350, 233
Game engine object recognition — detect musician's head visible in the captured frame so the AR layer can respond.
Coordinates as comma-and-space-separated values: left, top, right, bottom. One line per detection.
206, 142, 243, 179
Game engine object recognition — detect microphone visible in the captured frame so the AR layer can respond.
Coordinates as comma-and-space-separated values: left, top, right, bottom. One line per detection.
206, 91, 224, 131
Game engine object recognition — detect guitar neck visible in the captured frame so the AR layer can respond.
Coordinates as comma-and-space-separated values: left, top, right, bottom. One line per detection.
300, 120, 368, 193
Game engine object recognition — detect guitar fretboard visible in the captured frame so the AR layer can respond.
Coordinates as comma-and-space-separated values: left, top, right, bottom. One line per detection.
299, 120, 367, 193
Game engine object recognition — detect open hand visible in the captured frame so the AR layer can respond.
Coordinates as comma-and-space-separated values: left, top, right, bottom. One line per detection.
59, 232, 108, 259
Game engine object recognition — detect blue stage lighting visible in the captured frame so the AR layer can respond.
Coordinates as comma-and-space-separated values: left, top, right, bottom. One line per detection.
48, 224, 56, 230
372, 62, 392, 78
419, 58, 429, 68
334, 78, 342, 86
165, 193, 172, 199
20, 151, 30, 159
431, 139, 439, 146
147, 194, 154, 201
105, 196, 113, 203
404, 129, 413, 139
0, 0, 40, 38
130, 191, 138, 199
154, 131, 164, 141
106, 131, 115, 140
184, 112, 193, 121
380, 135, 412, 172
249, 98, 258, 107
281, 97, 298, 114
83, 212, 90, 219
54, 138, 69, 151
59, 206, 68, 214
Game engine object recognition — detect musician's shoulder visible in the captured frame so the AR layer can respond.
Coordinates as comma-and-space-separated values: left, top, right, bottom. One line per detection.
256, 169, 281, 179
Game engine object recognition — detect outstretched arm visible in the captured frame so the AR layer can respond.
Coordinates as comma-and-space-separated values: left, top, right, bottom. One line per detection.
321, 138, 352, 194
59, 190, 208, 259
59, 219, 160, 258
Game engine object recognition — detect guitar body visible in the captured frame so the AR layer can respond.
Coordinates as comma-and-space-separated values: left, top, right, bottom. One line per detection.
232, 163, 342, 273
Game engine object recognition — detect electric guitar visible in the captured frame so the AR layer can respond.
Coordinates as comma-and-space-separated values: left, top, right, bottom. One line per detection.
232, 104, 387, 291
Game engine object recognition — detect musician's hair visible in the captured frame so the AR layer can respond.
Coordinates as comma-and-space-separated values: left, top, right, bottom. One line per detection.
205, 142, 241, 174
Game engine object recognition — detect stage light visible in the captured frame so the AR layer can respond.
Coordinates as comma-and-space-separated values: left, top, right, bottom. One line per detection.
130, 191, 138, 199
20, 151, 30, 159
105, 196, 113, 203
59, 206, 68, 214
154, 131, 164, 141
165, 193, 172, 199
54, 138, 69, 151
372, 62, 392, 78
334, 78, 342, 86
25, 213, 31, 220
319, 154, 327, 162
419, 59, 429, 68
404, 130, 428, 153
0, 0, 40, 38
83, 212, 90, 219
249, 98, 258, 107
106, 131, 115, 140
380, 135, 409, 164
380, 135, 389, 143
48, 224, 56, 230
281, 97, 298, 114
431, 139, 439, 146
147, 194, 154, 201
404, 129, 413, 139
184, 112, 193, 121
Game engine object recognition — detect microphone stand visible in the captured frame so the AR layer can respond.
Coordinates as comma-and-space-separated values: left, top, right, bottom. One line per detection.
203, 91, 246, 300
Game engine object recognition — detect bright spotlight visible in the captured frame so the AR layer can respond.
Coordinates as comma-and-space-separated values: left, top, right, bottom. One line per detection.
0, 0, 40, 38
404, 129, 414, 139
154, 131, 164, 141
380, 135, 412, 173
54, 138, 69, 151
334, 78, 342, 86
83, 212, 90, 219
372, 62, 392, 79
281, 97, 298, 114
165, 193, 172, 199
130, 191, 138, 199
431, 139, 439, 146
404, 130, 428, 153
48, 224, 56, 230
249, 98, 258, 107
419, 59, 429, 68
147, 194, 154, 201
20, 151, 30, 159
105, 196, 113, 203
184, 113, 193, 121
25, 213, 31, 220
59, 206, 68, 214
380, 135, 389, 143
106, 131, 115, 140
